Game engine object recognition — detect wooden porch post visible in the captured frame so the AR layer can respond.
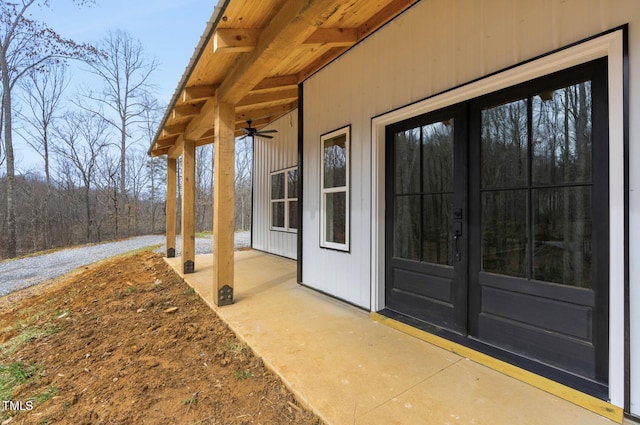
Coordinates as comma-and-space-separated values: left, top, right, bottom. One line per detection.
213, 99, 235, 306
181, 138, 196, 274
166, 157, 177, 258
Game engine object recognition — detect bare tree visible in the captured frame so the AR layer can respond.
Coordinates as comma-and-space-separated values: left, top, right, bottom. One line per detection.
79, 29, 158, 198
140, 94, 165, 233
53, 111, 109, 242
18, 63, 68, 186
0, 0, 98, 257
235, 137, 252, 230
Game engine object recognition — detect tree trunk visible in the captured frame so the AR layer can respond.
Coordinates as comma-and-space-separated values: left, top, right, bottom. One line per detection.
2, 66, 16, 258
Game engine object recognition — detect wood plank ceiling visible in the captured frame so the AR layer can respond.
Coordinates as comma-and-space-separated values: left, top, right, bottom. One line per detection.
148, 0, 419, 158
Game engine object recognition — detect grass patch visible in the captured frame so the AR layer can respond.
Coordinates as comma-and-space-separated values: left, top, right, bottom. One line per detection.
31, 384, 58, 404
1, 324, 61, 359
183, 287, 196, 296
235, 369, 253, 380
0, 361, 41, 400
224, 341, 249, 361
181, 397, 197, 406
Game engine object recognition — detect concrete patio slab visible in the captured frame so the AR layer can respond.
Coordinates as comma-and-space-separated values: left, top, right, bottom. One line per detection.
165, 250, 616, 425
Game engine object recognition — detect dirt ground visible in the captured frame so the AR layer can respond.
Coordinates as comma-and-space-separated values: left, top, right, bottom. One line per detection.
0, 250, 322, 425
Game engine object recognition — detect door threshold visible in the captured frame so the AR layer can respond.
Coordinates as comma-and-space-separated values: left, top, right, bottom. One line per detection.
371, 311, 623, 423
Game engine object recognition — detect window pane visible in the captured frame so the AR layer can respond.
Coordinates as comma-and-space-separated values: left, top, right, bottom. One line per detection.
288, 169, 299, 199
482, 190, 528, 277
481, 99, 528, 189
325, 191, 346, 244
289, 200, 298, 230
271, 173, 284, 200
533, 186, 592, 288
423, 119, 454, 193
323, 135, 347, 188
532, 82, 592, 185
393, 195, 420, 260
272, 201, 285, 228
422, 194, 453, 265
394, 129, 420, 194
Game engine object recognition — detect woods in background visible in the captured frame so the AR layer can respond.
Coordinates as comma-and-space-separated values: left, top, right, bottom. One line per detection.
0, 2, 252, 259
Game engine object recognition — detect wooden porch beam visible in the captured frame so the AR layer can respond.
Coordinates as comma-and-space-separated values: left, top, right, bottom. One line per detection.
303, 28, 358, 46
217, 0, 342, 105
173, 102, 204, 119
168, 137, 183, 159
213, 28, 260, 53
237, 87, 298, 107
213, 100, 236, 306
156, 135, 178, 147
182, 84, 218, 102
181, 138, 196, 274
184, 95, 218, 142
166, 157, 177, 258
252, 75, 299, 92
162, 123, 188, 136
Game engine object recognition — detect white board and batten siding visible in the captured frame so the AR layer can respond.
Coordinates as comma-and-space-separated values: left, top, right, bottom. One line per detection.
301, 0, 640, 411
252, 112, 298, 259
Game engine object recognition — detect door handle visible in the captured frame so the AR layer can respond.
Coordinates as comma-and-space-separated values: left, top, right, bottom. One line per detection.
453, 221, 462, 261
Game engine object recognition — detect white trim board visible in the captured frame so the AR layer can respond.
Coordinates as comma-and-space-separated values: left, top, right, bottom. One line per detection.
370, 29, 626, 407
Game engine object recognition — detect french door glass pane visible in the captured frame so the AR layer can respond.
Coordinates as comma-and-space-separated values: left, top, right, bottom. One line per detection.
325, 191, 346, 244
422, 120, 454, 192
481, 99, 528, 189
394, 129, 421, 194
481, 190, 527, 277
422, 194, 453, 265
532, 82, 592, 186
533, 186, 592, 288
393, 195, 420, 260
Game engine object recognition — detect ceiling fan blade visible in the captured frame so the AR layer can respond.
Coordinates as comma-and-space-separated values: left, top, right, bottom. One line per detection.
257, 129, 278, 134
257, 134, 274, 139
241, 128, 252, 134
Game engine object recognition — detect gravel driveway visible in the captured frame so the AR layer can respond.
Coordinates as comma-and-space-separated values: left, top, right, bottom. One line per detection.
0, 232, 250, 297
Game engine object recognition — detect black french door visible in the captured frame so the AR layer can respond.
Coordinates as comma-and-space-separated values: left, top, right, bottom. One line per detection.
385, 104, 468, 334
385, 58, 609, 397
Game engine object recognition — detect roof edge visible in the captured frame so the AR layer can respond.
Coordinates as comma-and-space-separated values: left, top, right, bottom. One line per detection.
148, 0, 231, 155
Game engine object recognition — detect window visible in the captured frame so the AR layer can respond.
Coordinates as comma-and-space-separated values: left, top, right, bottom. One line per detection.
270, 167, 298, 232
478, 77, 600, 288
321, 126, 350, 250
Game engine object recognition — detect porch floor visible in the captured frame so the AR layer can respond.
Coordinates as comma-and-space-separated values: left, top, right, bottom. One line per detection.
165, 250, 615, 425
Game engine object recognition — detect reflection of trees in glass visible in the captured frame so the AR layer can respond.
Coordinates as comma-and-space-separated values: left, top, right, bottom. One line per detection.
322, 132, 348, 247
392, 120, 453, 265
532, 82, 592, 287
323, 135, 346, 188
482, 99, 528, 188
481, 81, 593, 288
481, 100, 528, 276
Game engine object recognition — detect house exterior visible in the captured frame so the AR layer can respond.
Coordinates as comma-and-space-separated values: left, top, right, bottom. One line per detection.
149, 1, 639, 422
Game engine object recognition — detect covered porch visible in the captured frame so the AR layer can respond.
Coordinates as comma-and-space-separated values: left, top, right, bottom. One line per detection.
164, 250, 617, 425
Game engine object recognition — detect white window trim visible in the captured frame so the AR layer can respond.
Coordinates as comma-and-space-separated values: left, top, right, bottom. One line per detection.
370, 29, 625, 407
320, 125, 350, 251
270, 166, 298, 233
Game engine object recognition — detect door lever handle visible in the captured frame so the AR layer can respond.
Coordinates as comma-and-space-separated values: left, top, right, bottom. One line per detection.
453, 222, 462, 261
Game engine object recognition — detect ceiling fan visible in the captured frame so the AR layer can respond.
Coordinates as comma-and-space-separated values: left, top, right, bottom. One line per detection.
240, 119, 278, 139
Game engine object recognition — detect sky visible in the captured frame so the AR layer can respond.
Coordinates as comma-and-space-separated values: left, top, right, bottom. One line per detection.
12, 0, 217, 171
